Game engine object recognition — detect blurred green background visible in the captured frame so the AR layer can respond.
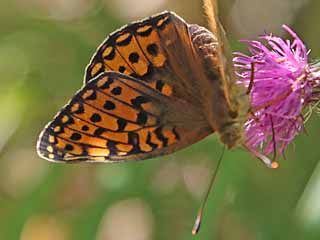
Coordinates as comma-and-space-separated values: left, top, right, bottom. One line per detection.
0, 0, 319, 239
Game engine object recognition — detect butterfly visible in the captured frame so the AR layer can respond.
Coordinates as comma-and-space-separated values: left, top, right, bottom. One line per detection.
37, 8, 248, 163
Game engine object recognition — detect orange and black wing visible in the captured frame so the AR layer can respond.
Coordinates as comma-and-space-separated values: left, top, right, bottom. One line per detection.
37, 72, 211, 163
85, 11, 204, 106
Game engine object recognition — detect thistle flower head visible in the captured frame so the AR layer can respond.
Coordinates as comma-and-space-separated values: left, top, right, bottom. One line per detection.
233, 25, 320, 159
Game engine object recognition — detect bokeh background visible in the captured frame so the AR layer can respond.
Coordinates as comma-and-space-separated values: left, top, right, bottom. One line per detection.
0, 0, 319, 239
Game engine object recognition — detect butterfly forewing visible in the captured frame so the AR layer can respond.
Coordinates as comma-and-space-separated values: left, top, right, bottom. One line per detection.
37, 72, 211, 162
85, 11, 205, 105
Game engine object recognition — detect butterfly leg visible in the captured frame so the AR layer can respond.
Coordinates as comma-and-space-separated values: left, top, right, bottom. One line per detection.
242, 144, 279, 169
246, 62, 256, 95
242, 112, 279, 169
269, 114, 278, 163
245, 62, 258, 119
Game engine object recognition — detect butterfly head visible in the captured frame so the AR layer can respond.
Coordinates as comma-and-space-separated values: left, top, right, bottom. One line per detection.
219, 121, 242, 149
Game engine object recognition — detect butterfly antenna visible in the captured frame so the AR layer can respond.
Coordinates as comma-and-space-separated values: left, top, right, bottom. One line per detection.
192, 145, 225, 235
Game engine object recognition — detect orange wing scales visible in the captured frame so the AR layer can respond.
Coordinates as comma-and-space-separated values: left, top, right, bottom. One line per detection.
37, 72, 186, 162
85, 12, 183, 97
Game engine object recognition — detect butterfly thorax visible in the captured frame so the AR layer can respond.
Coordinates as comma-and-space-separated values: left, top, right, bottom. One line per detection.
189, 24, 246, 149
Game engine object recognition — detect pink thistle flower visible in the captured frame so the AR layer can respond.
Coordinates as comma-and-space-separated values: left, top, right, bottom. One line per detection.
233, 25, 320, 164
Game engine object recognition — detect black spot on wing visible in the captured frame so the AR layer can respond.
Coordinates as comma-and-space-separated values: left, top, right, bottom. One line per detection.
172, 127, 180, 141
90, 113, 101, 123
118, 66, 126, 73
117, 118, 127, 131
70, 133, 82, 141
111, 86, 122, 95
65, 144, 74, 151
82, 125, 89, 131
154, 127, 168, 147
144, 64, 154, 77
107, 141, 117, 156
147, 43, 159, 56
155, 80, 164, 92
128, 132, 141, 153
128, 52, 140, 63
136, 111, 147, 125
146, 132, 158, 150
103, 101, 116, 110
131, 96, 149, 109
94, 127, 105, 137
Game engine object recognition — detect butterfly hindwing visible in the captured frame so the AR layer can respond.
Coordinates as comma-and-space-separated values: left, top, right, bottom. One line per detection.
37, 72, 212, 163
